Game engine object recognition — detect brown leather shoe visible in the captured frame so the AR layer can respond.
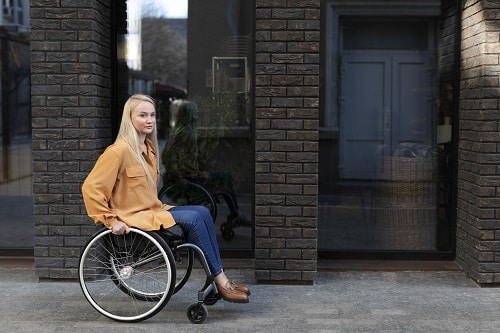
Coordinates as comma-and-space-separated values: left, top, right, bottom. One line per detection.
230, 279, 251, 296
217, 282, 249, 303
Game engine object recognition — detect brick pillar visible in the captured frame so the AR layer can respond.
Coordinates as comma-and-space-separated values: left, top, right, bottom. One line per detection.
30, 1, 113, 279
456, 0, 500, 285
254, 0, 319, 284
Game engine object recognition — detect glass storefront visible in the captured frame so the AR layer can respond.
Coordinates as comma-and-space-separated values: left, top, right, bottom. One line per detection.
319, 2, 456, 256
0, 30, 32, 254
2, 0, 459, 259
115, 0, 254, 255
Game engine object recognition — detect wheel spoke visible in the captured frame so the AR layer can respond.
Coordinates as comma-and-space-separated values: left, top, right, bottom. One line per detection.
79, 228, 176, 322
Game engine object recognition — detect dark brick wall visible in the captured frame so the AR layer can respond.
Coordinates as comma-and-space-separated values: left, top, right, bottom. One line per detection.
30, 0, 113, 279
439, 1, 459, 85
456, 0, 500, 284
254, 0, 319, 284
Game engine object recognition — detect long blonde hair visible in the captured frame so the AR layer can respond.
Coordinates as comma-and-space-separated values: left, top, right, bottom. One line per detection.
116, 94, 160, 184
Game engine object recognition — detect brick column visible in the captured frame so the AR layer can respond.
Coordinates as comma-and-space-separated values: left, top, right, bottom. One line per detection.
456, 0, 500, 284
30, 1, 113, 279
254, 0, 319, 284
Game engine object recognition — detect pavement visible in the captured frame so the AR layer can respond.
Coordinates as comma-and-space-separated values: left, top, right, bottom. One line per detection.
2, 263, 500, 333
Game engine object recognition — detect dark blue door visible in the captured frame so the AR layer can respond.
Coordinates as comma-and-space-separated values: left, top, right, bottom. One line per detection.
339, 52, 434, 180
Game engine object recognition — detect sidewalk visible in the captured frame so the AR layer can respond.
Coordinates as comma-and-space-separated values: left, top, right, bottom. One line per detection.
2, 264, 500, 332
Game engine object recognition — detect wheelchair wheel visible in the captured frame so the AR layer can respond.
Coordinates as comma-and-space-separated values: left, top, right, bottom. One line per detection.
171, 246, 194, 294
187, 303, 208, 324
220, 222, 235, 241
158, 179, 217, 220
79, 228, 176, 322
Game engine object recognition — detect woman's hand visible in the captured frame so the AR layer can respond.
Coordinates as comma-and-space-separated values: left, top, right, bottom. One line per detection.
112, 220, 130, 235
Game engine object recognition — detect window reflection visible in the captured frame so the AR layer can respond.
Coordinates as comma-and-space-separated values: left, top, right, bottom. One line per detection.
320, 12, 456, 254
118, 0, 253, 253
0, 26, 32, 252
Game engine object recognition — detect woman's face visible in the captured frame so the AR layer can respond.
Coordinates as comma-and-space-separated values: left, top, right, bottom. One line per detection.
131, 101, 156, 137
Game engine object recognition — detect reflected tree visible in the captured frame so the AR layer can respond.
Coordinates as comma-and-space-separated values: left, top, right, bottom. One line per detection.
141, 3, 187, 88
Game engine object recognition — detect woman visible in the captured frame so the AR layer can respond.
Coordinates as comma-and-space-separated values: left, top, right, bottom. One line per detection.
82, 94, 250, 303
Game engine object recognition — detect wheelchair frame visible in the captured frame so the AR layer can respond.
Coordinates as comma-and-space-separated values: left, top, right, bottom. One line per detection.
78, 227, 220, 324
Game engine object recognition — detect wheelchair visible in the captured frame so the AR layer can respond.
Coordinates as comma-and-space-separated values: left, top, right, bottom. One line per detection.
158, 177, 240, 241
78, 226, 220, 324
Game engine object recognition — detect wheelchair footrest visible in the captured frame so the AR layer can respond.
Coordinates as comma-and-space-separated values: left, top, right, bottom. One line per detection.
199, 275, 219, 305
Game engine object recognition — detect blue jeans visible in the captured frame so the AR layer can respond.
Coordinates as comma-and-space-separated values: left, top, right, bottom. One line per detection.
168, 205, 223, 276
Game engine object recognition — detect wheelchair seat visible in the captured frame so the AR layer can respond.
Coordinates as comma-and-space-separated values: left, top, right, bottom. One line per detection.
160, 224, 185, 242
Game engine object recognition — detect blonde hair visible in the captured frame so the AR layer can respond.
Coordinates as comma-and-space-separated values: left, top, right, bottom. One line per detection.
116, 94, 160, 184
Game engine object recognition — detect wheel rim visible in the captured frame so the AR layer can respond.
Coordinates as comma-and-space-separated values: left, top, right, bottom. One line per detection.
172, 247, 194, 294
79, 228, 175, 322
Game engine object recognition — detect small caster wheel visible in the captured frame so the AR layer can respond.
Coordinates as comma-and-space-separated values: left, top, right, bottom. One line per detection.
220, 223, 235, 241
187, 303, 208, 324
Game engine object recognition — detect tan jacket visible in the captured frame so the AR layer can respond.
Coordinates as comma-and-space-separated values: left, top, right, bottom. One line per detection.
82, 137, 175, 230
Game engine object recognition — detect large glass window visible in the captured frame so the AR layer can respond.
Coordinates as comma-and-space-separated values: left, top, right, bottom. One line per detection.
0, 27, 32, 254
320, 9, 456, 256
116, 0, 254, 255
